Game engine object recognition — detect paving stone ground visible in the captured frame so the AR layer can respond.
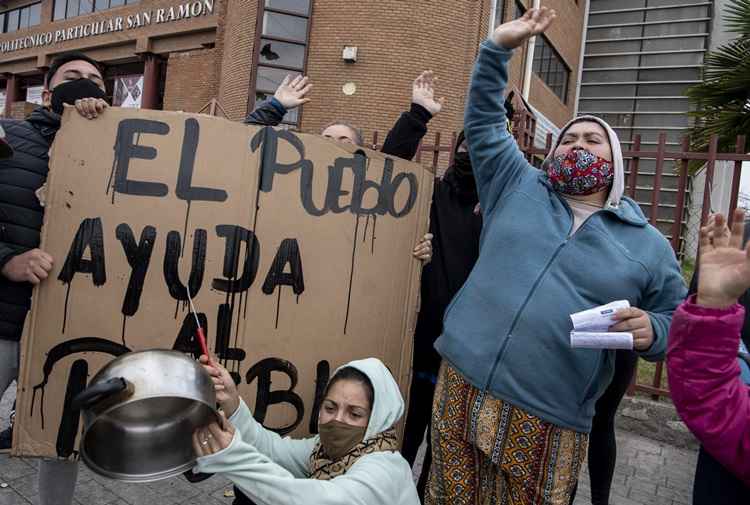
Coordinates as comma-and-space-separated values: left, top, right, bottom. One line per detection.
1, 382, 697, 505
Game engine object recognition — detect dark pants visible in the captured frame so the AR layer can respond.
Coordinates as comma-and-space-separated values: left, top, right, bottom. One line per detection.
571, 350, 638, 505
401, 373, 437, 500
692, 446, 748, 505
233, 487, 255, 505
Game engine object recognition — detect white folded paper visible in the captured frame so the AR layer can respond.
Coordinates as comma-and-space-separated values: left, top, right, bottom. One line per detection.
570, 300, 633, 350
570, 331, 634, 350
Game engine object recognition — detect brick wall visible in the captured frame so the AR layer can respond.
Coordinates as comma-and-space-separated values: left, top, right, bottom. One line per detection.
205, 0, 583, 133
163, 48, 218, 113
214, 0, 259, 121
297, 0, 493, 144
9, 102, 37, 120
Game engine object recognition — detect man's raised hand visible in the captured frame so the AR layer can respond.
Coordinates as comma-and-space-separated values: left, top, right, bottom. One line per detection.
274, 74, 313, 110
412, 71, 445, 116
492, 6, 557, 50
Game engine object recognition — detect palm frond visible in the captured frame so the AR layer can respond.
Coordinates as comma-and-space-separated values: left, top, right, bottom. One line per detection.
724, 0, 750, 35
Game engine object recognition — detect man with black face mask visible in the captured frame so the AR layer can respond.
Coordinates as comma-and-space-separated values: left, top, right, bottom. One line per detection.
0, 51, 108, 505
401, 120, 520, 497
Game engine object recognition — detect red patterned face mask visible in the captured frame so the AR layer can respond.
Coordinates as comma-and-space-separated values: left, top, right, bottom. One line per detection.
545, 149, 614, 196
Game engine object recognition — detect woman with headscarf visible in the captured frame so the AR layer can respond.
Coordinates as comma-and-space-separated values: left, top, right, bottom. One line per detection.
192, 356, 420, 505
425, 9, 687, 505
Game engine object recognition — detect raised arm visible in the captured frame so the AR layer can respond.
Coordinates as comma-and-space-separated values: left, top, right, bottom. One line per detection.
381, 71, 443, 160
667, 210, 750, 486
244, 75, 312, 127
199, 357, 315, 477
465, 8, 556, 216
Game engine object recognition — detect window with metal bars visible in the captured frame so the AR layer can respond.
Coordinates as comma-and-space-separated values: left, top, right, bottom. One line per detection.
252, 0, 311, 126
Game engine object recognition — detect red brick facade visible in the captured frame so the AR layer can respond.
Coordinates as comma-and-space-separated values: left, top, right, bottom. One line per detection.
0, 0, 586, 132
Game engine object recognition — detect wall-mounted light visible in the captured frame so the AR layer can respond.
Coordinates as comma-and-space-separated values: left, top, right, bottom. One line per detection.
342, 46, 358, 63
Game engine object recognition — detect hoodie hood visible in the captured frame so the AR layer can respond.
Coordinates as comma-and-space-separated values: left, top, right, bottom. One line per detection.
542, 115, 624, 208
443, 130, 479, 204
334, 358, 404, 441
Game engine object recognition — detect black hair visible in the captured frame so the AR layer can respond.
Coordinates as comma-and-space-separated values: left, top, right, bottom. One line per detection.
45, 51, 103, 88
324, 366, 374, 410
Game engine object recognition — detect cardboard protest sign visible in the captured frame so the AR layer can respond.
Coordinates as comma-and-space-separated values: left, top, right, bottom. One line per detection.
13, 107, 430, 458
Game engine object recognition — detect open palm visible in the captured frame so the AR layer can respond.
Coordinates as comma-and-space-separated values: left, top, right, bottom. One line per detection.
492, 7, 557, 49
698, 209, 750, 308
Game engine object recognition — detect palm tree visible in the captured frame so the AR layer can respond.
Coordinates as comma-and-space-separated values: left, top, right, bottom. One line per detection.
686, 0, 750, 161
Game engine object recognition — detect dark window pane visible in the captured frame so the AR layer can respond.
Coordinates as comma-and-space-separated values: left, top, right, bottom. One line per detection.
494, 0, 505, 26
256, 66, 301, 93
54, 0, 67, 20
259, 38, 305, 69
262, 11, 308, 42
110, 0, 125, 7
94, 0, 108, 10
29, 3, 41, 25
79, 0, 94, 14
265, 0, 309, 15
7, 10, 19, 32
66, 0, 79, 18
0, 13, 5, 33
125, 0, 140, 4
19, 7, 29, 29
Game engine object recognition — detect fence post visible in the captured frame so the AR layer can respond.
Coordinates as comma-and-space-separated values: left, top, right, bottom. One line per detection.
371, 131, 379, 151
627, 360, 638, 396
728, 135, 747, 226
432, 132, 442, 173
670, 137, 690, 255
628, 135, 641, 199
700, 135, 720, 226
649, 133, 667, 226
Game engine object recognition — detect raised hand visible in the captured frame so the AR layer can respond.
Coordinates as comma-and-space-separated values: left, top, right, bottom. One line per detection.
697, 208, 750, 309
492, 6, 557, 50
412, 71, 445, 116
274, 74, 312, 110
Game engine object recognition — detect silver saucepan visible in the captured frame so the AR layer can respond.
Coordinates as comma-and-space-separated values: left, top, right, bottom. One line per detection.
72, 349, 217, 482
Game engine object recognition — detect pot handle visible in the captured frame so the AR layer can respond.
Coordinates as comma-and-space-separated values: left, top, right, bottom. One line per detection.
72, 377, 129, 411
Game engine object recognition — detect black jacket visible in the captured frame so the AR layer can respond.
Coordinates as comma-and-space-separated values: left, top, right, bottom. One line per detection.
412, 159, 482, 377
0, 108, 60, 341
244, 98, 432, 160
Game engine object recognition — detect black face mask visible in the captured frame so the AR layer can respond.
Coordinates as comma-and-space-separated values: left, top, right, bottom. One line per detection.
453, 151, 472, 177
50, 78, 107, 115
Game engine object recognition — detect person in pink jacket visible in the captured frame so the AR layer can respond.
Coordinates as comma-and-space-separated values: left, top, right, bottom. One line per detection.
667, 208, 750, 490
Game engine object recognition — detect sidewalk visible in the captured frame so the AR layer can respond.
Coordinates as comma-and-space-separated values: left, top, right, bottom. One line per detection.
2, 383, 697, 505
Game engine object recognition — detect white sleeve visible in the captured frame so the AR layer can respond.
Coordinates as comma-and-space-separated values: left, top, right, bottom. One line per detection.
228, 397, 317, 478
195, 433, 420, 505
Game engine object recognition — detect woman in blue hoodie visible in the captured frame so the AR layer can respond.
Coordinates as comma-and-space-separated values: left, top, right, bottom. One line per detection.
426, 8, 687, 505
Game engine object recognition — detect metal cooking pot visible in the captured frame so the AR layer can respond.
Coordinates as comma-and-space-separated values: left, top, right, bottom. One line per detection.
73, 349, 217, 482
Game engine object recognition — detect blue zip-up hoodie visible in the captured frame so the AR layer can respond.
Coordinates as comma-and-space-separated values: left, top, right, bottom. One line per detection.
434, 40, 688, 433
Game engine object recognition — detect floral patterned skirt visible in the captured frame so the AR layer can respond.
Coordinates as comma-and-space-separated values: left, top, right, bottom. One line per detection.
425, 363, 588, 505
